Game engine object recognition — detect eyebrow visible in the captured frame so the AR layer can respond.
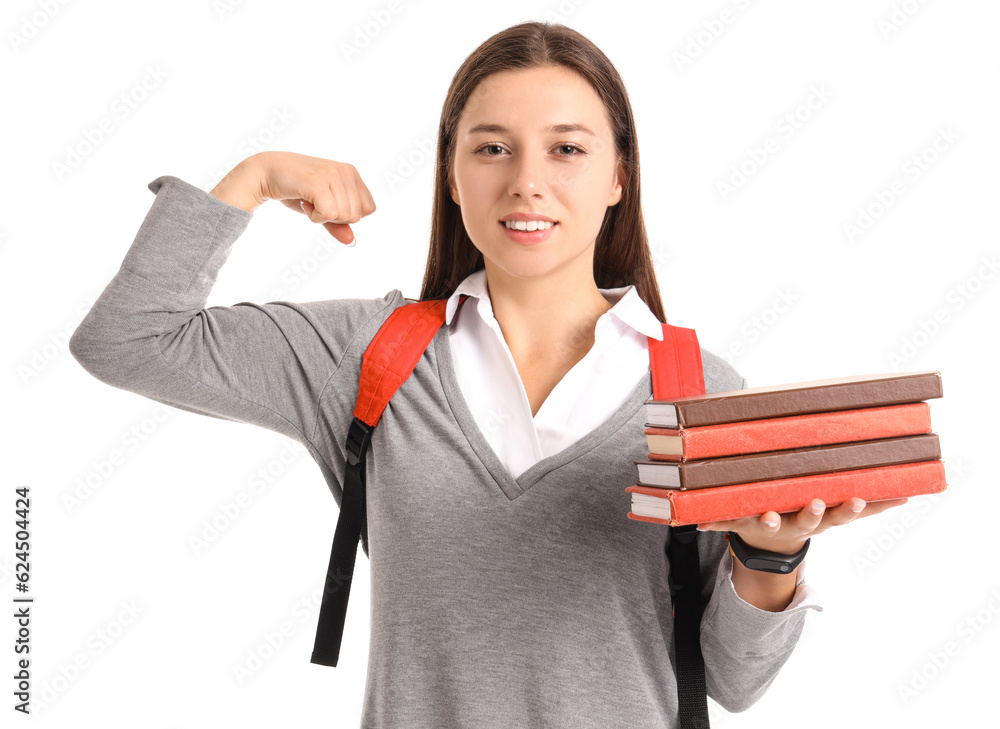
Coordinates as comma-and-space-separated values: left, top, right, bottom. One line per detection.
466, 122, 597, 137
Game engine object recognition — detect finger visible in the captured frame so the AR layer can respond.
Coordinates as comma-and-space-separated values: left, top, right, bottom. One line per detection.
303, 189, 336, 223
787, 498, 827, 535
277, 198, 308, 214
850, 497, 910, 521
696, 516, 759, 533
325, 173, 357, 224
322, 221, 356, 245
360, 183, 376, 216
820, 497, 868, 529
759, 510, 782, 531
351, 164, 377, 216
306, 181, 348, 223
301, 200, 356, 244
343, 175, 362, 223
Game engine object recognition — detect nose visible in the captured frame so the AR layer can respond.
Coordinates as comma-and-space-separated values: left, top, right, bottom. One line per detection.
507, 151, 547, 199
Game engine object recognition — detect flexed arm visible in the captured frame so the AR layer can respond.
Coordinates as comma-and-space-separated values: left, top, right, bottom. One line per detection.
69, 152, 391, 460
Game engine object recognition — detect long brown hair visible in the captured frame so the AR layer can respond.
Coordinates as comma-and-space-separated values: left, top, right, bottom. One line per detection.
418, 21, 667, 324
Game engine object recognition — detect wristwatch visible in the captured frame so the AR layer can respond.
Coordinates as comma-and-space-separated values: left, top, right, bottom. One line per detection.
725, 532, 809, 574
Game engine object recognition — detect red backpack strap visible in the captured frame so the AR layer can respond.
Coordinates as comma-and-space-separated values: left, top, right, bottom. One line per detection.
355, 297, 463, 427
649, 322, 710, 729
648, 324, 705, 399
311, 294, 467, 668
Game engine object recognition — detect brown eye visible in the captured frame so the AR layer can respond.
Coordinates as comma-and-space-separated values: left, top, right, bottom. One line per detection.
474, 143, 506, 156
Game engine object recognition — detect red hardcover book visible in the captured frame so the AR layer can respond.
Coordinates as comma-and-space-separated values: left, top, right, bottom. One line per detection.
645, 402, 932, 462
625, 459, 946, 526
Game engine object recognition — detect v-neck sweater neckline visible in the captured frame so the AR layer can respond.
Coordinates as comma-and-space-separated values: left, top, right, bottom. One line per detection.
434, 323, 654, 500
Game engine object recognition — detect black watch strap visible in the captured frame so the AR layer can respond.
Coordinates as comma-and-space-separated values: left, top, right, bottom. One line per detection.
726, 532, 809, 574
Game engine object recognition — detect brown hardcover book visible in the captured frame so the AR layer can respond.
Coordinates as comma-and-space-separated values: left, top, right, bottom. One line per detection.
643, 371, 942, 428
634, 433, 941, 489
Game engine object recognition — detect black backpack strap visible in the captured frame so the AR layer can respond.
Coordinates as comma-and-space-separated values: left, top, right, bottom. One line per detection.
309, 297, 464, 668
310, 417, 374, 666
667, 525, 710, 728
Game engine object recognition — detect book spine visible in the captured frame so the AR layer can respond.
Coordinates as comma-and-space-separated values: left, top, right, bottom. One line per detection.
674, 372, 943, 427
629, 460, 946, 526
675, 433, 941, 488
653, 402, 932, 460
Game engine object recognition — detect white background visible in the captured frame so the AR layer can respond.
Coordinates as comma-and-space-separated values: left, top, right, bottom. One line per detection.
3, 0, 998, 727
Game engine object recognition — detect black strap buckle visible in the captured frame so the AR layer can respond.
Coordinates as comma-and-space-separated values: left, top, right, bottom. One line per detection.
346, 418, 373, 467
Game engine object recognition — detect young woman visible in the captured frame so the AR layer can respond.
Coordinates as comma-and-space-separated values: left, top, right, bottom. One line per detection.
71, 21, 906, 728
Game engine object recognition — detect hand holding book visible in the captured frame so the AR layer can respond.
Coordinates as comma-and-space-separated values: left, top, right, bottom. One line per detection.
695, 495, 912, 556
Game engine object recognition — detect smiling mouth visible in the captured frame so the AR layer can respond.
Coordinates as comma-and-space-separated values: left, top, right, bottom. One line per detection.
500, 220, 558, 231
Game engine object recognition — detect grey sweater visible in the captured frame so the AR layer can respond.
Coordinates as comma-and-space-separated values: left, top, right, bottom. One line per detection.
69, 175, 820, 728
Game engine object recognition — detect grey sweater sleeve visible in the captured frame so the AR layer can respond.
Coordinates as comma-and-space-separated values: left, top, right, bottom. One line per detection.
69, 175, 402, 503
694, 350, 823, 712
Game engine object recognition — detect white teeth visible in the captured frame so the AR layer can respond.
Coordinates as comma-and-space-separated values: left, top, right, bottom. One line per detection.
504, 220, 555, 231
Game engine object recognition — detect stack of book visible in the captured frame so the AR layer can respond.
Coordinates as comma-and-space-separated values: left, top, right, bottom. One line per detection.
626, 371, 947, 527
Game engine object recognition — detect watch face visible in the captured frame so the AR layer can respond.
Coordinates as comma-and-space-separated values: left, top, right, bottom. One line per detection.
745, 556, 795, 573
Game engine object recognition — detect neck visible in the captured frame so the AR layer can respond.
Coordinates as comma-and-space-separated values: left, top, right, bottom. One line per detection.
484, 259, 614, 364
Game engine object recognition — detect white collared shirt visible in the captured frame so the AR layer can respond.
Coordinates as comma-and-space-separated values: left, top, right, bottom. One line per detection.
444, 268, 663, 481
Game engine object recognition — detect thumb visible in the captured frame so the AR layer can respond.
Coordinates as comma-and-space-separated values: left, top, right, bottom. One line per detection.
300, 200, 356, 246
323, 222, 356, 246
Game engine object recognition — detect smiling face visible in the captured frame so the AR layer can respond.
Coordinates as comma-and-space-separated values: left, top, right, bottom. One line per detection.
449, 64, 624, 287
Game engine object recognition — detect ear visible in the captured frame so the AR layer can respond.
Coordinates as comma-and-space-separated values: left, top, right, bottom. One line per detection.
449, 174, 460, 206
607, 160, 624, 206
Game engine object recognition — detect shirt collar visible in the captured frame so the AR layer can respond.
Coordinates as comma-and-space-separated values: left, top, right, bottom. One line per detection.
444, 268, 664, 341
